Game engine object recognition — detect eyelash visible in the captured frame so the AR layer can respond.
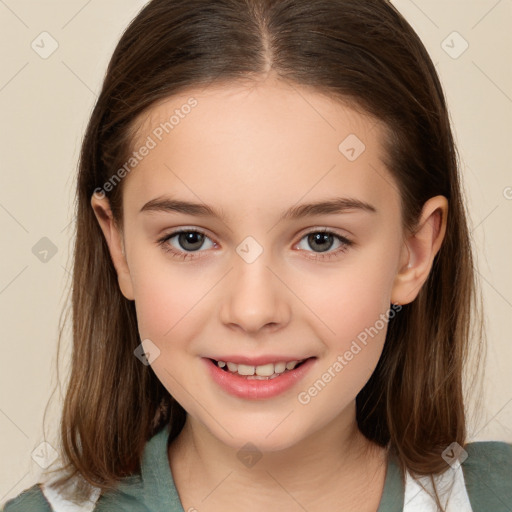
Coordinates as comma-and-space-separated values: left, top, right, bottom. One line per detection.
157, 228, 354, 262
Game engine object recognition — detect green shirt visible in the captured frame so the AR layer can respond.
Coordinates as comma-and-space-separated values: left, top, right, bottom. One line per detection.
3, 422, 511, 511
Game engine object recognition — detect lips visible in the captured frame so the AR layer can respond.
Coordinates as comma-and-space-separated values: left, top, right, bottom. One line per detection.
203, 356, 316, 400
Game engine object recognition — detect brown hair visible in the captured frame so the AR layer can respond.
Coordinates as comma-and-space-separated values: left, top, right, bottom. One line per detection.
43, 0, 485, 508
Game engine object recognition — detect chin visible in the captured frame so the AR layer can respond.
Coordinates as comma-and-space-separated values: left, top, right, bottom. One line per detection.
206, 422, 304, 453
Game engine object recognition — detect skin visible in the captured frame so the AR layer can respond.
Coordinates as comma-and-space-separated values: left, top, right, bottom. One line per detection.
91, 76, 448, 512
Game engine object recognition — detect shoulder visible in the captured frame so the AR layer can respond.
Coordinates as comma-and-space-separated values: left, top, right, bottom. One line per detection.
463, 440, 512, 468
1, 484, 52, 512
402, 441, 512, 512
1, 477, 146, 512
462, 441, 512, 511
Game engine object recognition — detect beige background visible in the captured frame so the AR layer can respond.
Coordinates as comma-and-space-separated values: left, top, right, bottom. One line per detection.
1, 0, 511, 504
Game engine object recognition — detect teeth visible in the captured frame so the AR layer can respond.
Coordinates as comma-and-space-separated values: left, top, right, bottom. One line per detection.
274, 362, 286, 373
216, 359, 304, 376
256, 363, 274, 377
237, 364, 255, 376
226, 362, 238, 372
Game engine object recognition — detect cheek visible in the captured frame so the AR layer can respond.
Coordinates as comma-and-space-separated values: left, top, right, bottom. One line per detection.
296, 274, 395, 416
304, 254, 398, 345
130, 260, 208, 401
129, 253, 209, 340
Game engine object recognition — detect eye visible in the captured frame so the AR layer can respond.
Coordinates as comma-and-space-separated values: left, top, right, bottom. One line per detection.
296, 229, 353, 260
157, 228, 354, 262
157, 229, 215, 261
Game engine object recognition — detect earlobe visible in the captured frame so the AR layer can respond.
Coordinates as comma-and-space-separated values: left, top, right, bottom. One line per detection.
391, 195, 448, 305
90, 192, 135, 301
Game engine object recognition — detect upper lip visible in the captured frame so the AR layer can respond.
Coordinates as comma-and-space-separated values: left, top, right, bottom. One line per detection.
206, 355, 314, 366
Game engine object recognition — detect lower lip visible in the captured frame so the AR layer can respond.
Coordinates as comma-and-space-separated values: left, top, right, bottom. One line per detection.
203, 357, 316, 400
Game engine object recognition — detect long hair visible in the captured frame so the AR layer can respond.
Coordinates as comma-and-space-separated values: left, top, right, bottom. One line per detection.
43, 0, 484, 508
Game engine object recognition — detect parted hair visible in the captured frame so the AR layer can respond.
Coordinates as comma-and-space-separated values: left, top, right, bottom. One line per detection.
43, 1, 484, 509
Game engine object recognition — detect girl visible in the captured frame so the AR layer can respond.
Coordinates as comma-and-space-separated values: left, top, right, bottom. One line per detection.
3, 0, 511, 511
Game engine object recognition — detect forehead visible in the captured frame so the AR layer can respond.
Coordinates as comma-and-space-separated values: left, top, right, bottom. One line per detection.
131, 78, 381, 150
124, 79, 399, 220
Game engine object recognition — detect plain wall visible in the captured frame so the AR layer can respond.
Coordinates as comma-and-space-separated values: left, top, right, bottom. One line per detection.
1, 0, 511, 503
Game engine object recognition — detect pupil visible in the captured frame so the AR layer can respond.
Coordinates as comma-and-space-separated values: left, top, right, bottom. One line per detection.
180, 232, 204, 251
308, 233, 333, 253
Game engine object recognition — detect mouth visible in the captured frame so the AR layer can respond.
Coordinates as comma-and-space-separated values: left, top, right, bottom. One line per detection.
208, 357, 313, 380
204, 356, 317, 400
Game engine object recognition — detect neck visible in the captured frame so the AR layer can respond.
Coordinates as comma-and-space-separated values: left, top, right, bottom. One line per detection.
168, 402, 388, 511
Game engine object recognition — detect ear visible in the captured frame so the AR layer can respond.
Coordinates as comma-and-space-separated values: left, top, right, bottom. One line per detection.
90, 192, 135, 301
391, 195, 448, 305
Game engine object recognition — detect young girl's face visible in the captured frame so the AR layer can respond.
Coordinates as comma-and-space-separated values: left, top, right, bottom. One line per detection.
94, 78, 441, 452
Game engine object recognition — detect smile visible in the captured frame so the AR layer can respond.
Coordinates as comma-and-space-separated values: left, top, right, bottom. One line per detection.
203, 357, 316, 400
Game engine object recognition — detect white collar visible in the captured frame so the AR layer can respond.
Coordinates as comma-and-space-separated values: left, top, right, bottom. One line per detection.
403, 463, 473, 511
41, 459, 473, 511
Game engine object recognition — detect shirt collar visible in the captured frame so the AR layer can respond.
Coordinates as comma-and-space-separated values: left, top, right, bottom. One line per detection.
124, 422, 404, 511
377, 448, 405, 511
139, 422, 184, 511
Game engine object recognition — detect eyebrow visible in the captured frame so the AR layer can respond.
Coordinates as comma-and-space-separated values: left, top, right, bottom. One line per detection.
139, 196, 377, 221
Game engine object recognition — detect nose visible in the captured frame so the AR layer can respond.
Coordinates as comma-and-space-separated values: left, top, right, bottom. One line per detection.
219, 253, 291, 334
